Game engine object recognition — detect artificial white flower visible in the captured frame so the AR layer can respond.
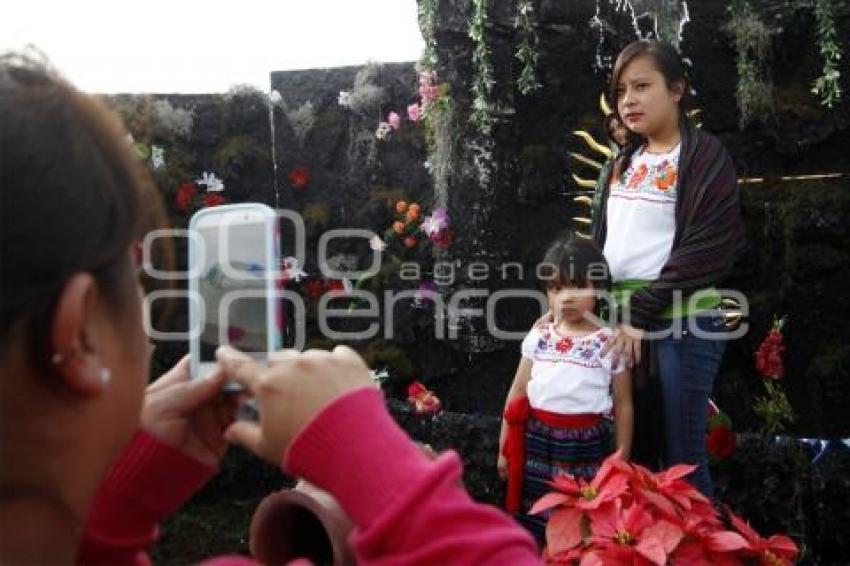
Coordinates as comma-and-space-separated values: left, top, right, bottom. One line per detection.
369, 234, 387, 252
151, 145, 165, 170
375, 121, 393, 140
197, 172, 225, 192
281, 256, 307, 283
338, 91, 352, 108
269, 90, 282, 104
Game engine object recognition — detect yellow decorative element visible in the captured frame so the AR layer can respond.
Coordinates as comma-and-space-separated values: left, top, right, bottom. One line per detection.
573, 130, 614, 159
572, 217, 592, 225
573, 195, 593, 205
569, 152, 603, 170
600, 93, 612, 116
572, 174, 597, 188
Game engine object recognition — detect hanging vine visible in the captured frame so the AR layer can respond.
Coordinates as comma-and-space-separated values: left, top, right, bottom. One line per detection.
514, 1, 541, 95
810, 0, 844, 108
469, 0, 496, 135
417, 0, 439, 70
727, 0, 774, 128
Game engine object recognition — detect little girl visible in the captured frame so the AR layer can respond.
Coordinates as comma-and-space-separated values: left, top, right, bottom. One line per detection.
498, 237, 633, 545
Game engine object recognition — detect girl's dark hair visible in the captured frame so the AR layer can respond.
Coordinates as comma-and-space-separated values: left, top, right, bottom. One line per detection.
0, 52, 168, 369
539, 235, 612, 294
607, 40, 691, 182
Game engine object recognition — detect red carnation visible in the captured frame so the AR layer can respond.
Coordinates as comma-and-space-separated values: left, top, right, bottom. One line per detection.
288, 166, 311, 189
203, 194, 226, 208
175, 181, 197, 212
707, 426, 736, 460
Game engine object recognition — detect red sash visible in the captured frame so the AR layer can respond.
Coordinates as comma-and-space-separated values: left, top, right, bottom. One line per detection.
502, 396, 601, 513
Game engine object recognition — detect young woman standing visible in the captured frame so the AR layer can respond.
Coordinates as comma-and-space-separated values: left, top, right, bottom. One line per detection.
592, 40, 745, 498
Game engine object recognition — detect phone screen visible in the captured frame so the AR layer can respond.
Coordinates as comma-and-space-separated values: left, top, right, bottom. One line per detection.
190, 205, 280, 379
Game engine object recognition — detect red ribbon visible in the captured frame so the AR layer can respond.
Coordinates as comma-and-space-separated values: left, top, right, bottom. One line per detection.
502, 396, 601, 514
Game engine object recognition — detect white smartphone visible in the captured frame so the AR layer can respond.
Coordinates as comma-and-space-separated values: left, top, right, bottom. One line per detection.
188, 203, 282, 386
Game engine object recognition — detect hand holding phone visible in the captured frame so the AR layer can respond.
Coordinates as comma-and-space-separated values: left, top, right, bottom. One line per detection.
188, 203, 282, 387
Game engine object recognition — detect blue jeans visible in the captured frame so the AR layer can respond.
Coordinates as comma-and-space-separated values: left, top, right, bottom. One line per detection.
652, 314, 727, 498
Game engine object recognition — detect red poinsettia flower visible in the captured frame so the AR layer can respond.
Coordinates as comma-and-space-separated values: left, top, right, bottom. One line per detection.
530, 453, 630, 554
203, 193, 226, 208
175, 181, 197, 212
584, 499, 683, 566
615, 460, 716, 523
707, 426, 737, 460
288, 166, 311, 188
668, 515, 750, 566
324, 279, 345, 293
728, 509, 799, 565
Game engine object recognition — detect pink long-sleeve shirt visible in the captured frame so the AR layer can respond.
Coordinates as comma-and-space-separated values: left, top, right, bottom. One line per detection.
78, 387, 539, 565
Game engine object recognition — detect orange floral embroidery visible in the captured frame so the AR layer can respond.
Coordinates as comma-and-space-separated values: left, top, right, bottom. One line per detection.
655, 163, 677, 191
627, 163, 649, 190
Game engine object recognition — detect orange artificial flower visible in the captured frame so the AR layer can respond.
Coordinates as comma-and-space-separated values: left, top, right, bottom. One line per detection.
393, 221, 406, 234
395, 200, 409, 214
407, 203, 421, 221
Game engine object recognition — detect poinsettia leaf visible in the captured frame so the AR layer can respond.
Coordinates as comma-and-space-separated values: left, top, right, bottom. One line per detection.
529, 492, 570, 515
661, 463, 697, 482
727, 510, 758, 543
766, 535, 799, 558
705, 530, 750, 552
635, 536, 667, 566
670, 540, 709, 564
578, 551, 605, 566
644, 520, 684, 554
547, 507, 585, 555
640, 488, 679, 518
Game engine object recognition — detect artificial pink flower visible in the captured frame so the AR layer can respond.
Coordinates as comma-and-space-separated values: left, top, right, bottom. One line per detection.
407, 103, 423, 122
387, 111, 401, 130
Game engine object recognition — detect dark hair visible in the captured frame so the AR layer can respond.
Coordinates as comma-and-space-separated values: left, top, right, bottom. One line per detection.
0, 52, 168, 368
607, 40, 691, 182
539, 235, 612, 294
603, 113, 624, 147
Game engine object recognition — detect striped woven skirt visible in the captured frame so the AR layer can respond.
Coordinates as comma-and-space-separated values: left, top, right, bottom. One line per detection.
516, 416, 612, 545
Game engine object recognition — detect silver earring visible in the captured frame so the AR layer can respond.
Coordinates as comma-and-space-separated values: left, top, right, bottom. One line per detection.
99, 367, 112, 385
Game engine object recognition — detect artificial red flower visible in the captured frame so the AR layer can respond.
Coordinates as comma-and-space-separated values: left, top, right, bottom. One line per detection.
755, 323, 786, 380
324, 279, 345, 293
707, 426, 737, 460
227, 325, 246, 343
288, 166, 310, 188
407, 381, 441, 415
403, 236, 417, 248
175, 181, 197, 212
431, 227, 454, 249
305, 279, 324, 301
203, 194, 226, 208
728, 509, 799, 565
